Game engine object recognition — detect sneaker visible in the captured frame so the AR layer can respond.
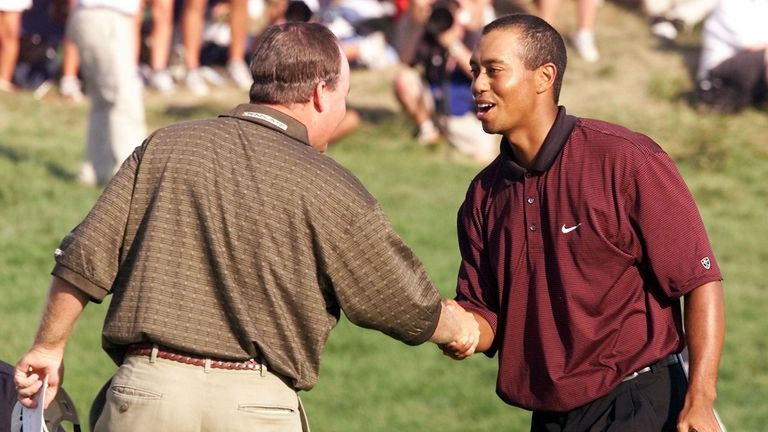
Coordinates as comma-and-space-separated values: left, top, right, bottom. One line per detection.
60, 75, 84, 102
0, 79, 15, 93
650, 18, 680, 41
416, 120, 440, 145
227, 60, 252, 90
184, 68, 209, 96
148, 69, 176, 93
571, 29, 600, 63
77, 162, 98, 187
200, 66, 226, 87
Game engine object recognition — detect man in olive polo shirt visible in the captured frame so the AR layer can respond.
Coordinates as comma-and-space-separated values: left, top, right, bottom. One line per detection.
14, 22, 479, 431
442, 14, 725, 432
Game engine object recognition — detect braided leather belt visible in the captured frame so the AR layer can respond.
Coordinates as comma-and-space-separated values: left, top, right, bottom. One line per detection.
126, 344, 262, 371
621, 353, 680, 382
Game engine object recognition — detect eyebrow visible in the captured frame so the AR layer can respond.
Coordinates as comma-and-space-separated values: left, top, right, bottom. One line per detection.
470, 57, 508, 67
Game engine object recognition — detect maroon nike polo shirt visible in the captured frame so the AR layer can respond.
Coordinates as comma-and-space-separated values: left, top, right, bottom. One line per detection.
455, 107, 722, 412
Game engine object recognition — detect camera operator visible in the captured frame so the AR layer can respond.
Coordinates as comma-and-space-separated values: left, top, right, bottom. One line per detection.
393, 0, 498, 162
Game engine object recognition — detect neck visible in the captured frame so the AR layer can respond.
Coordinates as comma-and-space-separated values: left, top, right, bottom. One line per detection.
504, 105, 559, 169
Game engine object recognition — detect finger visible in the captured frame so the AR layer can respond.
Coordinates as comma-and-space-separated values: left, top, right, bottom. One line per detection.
16, 380, 44, 406
14, 371, 41, 389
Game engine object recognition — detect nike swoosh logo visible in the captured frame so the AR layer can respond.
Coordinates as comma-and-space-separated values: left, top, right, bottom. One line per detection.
561, 223, 581, 234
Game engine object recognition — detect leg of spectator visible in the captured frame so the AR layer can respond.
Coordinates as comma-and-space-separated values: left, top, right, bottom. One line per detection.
394, 67, 439, 145
181, 0, 210, 95
59, 0, 85, 100
571, 0, 600, 62
147, 0, 177, 93
0, 10, 22, 91
227, 0, 252, 89
328, 110, 361, 144
537, 0, 561, 25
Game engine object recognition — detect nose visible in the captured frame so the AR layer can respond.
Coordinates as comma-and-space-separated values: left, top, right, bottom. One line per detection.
472, 72, 488, 97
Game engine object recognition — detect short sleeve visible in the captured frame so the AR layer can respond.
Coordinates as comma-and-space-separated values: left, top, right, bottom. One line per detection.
52, 143, 146, 302
627, 152, 722, 298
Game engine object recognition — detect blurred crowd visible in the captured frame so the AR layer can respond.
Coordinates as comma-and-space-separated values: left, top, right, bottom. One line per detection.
1, 0, 766, 174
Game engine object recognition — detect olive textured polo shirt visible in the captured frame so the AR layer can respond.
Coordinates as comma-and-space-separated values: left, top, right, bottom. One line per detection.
456, 107, 722, 411
52, 104, 442, 391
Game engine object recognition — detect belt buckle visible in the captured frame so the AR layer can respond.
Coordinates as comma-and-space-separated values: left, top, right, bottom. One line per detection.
621, 371, 639, 382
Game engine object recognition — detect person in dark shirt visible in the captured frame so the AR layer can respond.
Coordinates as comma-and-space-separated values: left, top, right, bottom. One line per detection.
441, 13, 725, 432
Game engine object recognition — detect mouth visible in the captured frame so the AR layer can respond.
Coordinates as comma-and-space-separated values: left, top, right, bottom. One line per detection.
474, 101, 495, 120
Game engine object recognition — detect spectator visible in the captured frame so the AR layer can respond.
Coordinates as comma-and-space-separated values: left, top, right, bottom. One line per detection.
67, 0, 147, 186
538, 0, 600, 62
180, 0, 251, 95
0, 0, 32, 92
696, 0, 768, 113
394, 0, 498, 162
319, 0, 399, 69
143, 0, 178, 93
643, 0, 716, 42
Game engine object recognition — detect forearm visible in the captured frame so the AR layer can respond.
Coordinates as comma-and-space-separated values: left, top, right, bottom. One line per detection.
32, 276, 90, 355
683, 280, 725, 403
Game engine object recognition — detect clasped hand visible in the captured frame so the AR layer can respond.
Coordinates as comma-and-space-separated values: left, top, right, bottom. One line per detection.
439, 299, 480, 360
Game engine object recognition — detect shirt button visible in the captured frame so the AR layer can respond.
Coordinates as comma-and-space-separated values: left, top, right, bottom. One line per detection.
119, 402, 129, 413
529, 224, 537, 231
527, 197, 534, 204
524, 172, 532, 178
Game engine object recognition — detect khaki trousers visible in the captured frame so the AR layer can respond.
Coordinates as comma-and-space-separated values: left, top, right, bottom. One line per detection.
94, 354, 306, 432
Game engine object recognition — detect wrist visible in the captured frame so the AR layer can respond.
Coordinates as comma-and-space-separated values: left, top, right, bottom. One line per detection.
686, 384, 717, 405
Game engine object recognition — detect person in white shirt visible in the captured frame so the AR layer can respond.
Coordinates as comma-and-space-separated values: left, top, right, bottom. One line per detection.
696, 0, 768, 112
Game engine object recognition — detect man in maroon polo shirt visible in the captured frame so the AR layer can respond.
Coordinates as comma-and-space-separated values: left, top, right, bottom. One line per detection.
441, 13, 725, 432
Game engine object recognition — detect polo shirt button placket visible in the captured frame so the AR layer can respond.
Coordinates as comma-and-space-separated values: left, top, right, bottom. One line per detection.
522, 171, 543, 251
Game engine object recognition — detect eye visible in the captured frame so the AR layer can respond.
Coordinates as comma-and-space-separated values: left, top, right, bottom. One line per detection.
470, 67, 480, 78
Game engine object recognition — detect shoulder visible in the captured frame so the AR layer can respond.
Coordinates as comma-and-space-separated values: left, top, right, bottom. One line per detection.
571, 117, 666, 159
460, 159, 503, 212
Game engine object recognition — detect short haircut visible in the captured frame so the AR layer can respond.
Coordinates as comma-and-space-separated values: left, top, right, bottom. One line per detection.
483, 14, 567, 103
249, 22, 341, 104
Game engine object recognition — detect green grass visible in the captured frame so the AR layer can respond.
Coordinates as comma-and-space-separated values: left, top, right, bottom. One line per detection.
2, 2, 768, 430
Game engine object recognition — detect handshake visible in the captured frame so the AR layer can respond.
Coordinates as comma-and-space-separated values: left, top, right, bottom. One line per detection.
431, 299, 483, 360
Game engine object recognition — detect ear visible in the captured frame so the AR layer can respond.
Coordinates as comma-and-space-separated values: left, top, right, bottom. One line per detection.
536, 63, 557, 95
312, 80, 328, 113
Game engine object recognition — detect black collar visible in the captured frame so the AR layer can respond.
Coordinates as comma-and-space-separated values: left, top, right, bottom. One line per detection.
500, 106, 577, 183
219, 104, 310, 145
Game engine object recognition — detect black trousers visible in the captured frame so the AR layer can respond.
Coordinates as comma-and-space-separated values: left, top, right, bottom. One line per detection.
530, 362, 687, 432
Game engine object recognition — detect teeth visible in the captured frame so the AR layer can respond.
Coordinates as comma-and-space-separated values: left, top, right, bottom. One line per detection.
476, 103, 493, 109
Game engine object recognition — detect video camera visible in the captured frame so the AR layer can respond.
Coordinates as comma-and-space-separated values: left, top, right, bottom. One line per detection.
424, 0, 459, 39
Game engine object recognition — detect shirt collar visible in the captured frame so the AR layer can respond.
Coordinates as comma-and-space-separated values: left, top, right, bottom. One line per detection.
499, 106, 577, 182
219, 104, 310, 145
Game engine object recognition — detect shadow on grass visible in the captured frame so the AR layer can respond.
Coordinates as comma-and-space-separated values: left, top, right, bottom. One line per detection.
353, 105, 399, 124
0, 143, 76, 182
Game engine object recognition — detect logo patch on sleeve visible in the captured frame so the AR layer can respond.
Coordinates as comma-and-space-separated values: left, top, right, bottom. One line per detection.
700, 256, 711, 270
